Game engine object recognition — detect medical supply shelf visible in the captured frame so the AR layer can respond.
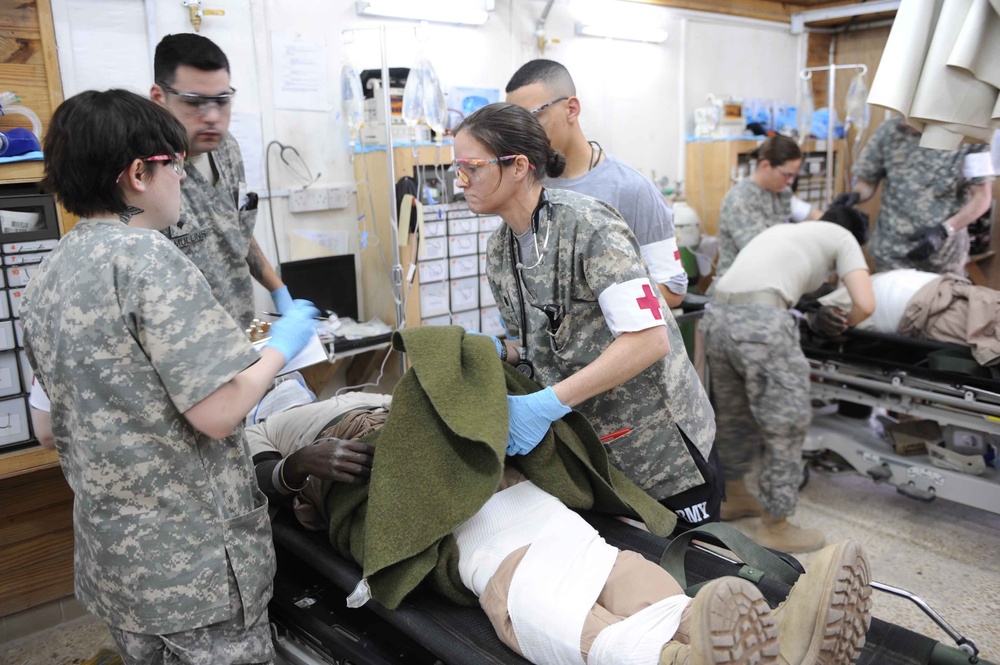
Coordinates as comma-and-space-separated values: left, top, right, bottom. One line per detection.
684, 137, 844, 236
353, 143, 504, 338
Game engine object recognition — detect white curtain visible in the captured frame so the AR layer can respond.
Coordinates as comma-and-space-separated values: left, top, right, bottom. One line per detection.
868, 0, 1000, 149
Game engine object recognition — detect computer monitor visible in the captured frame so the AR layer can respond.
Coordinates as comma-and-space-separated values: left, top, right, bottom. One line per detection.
280, 255, 361, 321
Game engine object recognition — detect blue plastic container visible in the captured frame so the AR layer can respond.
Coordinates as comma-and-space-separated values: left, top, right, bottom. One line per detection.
0, 127, 41, 157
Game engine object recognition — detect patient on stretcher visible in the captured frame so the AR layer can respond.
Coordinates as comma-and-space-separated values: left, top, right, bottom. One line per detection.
250, 392, 873, 665
816, 269, 1000, 366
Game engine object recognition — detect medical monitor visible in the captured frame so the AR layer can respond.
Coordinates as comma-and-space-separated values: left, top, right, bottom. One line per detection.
280, 255, 362, 322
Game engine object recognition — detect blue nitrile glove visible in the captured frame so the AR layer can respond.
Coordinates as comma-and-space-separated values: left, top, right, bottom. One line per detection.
906, 223, 950, 261
470, 330, 503, 358
265, 299, 321, 362
506, 387, 571, 456
271, 285, 294, 315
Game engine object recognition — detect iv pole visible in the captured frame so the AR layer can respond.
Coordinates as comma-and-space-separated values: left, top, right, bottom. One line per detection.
799, 36, 867, 205
343, 24, 409, 375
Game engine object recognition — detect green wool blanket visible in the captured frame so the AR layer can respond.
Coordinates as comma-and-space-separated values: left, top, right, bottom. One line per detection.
324, 325, 677, 609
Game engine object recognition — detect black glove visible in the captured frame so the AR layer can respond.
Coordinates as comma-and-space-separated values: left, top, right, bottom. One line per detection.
832, 192, 861, 207
810, 305, 849, 337
905, 223, 950, 261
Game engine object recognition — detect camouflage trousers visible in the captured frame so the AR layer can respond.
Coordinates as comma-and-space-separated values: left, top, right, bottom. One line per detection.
108, 560, 274, 665
702, 304, 811, 517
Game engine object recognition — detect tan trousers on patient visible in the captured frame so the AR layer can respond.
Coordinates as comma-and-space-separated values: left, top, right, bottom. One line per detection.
480, 545, 690, 661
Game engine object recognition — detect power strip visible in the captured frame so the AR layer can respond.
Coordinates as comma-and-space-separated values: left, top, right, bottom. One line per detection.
288, 186, 353, 213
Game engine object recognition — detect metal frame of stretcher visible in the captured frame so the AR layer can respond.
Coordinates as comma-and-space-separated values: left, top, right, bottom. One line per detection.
267, 510, 993, 665
800, 328, 1000, 516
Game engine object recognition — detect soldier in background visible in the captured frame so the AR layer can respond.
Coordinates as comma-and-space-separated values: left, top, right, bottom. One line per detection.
705, 211, 874, 553
715, 135, 822, 279
21, 89, 319, 664
848, 115, 993, 274
151, 33, 291, 329
454, 102, 721, 531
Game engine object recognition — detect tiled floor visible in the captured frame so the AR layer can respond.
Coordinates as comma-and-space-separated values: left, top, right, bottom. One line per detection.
3, 429, 997, 664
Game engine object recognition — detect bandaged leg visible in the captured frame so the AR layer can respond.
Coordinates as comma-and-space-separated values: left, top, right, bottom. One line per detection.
507, 509, 620, 665
480, 542, 690, 664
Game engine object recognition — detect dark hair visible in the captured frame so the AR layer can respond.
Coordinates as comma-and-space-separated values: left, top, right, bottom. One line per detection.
821, 205, 870, 246
154, 33, 230, 86
456, 103, 566, 179
749, 135, 802, 167
41, 89, 188, 217
506, 59, 576, 96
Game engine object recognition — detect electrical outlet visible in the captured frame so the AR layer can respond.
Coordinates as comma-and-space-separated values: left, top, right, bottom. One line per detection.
288, 188, 328, 213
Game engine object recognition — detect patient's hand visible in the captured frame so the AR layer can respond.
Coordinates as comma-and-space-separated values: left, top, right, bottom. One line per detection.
286, 438, 375, 485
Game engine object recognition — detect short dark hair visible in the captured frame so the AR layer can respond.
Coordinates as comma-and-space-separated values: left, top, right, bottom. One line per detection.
456, 103, 566, 180
506, 59, 576, 96
821, 205, 870, 246
154, 33, 230, 86
41, 89, 188, 218
750, 135, 802, 167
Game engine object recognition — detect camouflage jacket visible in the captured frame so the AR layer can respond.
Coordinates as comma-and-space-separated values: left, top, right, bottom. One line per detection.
163, 134, 257, 329
21, 219, 272, 634
485, 189, 715, 501
716, 178, 793, 277
854, 116, 991, 273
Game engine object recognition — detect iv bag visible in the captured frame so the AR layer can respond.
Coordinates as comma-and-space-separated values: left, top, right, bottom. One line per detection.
402, 66, 423, 128
844, 72, 870, 133
419, 57, 447, 138
797, 77, 814, 143
341, 62, 365, 133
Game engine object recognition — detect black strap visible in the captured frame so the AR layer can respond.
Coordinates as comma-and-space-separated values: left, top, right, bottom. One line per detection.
659, 522, 802, 595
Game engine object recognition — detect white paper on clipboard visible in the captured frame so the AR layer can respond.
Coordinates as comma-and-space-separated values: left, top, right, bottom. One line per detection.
253, 330, 328, 376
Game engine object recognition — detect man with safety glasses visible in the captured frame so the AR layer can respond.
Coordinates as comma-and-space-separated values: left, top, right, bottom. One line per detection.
151, 33, 291, 330
506, 60, 688, 310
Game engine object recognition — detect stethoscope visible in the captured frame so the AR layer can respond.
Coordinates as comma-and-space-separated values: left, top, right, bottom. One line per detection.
508, 188, 562, 379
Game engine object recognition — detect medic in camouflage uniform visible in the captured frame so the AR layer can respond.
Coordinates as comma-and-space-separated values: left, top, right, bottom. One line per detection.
705, 220, 873, 553
22, 89, 320, 665
486, 188, 716, 505
715, 135, 820, 278
853, 116, 994, 274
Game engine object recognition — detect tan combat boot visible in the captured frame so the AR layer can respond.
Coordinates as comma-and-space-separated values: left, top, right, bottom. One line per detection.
772, 540, 873, 665
720, 478, 764, 521
754, 515, 826, 553
659, 577, 780, 665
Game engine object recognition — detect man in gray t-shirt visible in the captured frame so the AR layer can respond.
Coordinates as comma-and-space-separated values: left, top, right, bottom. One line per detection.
506, 60, 688, 308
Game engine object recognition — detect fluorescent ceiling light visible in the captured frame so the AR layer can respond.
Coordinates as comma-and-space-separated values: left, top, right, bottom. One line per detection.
355, 0, 492, 26
575, 22, 668, 43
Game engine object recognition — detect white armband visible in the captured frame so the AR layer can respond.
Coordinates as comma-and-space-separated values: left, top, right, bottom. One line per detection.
963, 152, 994, 179
598, 278, 667, 338
790, 196, 814, 223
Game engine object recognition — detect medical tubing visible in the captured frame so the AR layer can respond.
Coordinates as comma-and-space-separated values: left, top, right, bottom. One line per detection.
0, 103, 43, 139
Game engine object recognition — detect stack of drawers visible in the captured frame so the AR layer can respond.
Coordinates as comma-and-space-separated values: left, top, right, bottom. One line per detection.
416, 202, 506, 337
0, 237, 57, 449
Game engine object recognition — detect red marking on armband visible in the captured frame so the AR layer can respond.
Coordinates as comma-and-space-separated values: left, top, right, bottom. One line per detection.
636, 284, 663, 320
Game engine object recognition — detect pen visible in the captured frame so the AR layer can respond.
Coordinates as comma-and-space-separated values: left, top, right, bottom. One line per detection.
260, 311, 329, 321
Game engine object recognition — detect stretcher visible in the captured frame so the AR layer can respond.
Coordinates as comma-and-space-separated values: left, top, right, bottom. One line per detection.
800, 326, 1000, 516
267, 509, 992, 665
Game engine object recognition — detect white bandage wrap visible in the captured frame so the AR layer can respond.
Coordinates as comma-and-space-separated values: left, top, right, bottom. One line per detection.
598, 278, 667, 338
640, 237, 684, 285
790, 195, 814, 223
963, 151, 995, 179
455, 481, 564, 597
588, 594, 692, 665
508, 510, 620, 665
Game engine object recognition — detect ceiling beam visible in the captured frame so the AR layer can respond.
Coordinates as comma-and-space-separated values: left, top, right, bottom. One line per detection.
790, 0, 900, 34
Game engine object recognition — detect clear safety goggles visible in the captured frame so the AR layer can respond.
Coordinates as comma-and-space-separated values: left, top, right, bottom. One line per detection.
159, 83, 236, 116
452, 155, 531, 185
